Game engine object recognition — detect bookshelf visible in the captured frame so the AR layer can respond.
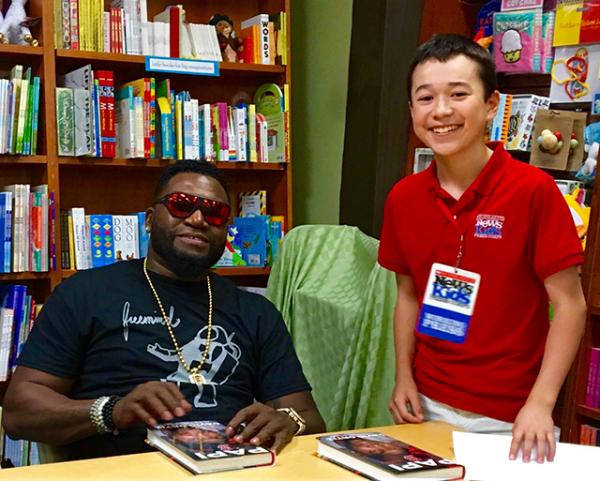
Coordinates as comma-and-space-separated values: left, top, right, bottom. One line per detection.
0, 0, 291, 297
0, 0, 293, 415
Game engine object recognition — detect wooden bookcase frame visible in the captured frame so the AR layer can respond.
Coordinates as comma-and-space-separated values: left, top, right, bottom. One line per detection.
0, 0, 292, 297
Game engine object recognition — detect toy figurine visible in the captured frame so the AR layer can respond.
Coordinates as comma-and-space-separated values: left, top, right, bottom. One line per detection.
208, 13, 243, 63
0, 0, 39, 46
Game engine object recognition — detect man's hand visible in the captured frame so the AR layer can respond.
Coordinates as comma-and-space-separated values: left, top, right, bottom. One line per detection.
112, 381, 192, 429
509, 400, 556, 463
389, 376, 424, 424
225, 402, 298, 453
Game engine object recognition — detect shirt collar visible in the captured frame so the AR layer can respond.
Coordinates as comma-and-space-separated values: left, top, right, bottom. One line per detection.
424, 142, 509, 199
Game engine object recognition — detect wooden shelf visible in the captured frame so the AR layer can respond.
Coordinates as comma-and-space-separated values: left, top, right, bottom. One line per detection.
0, 272, 51, 281
58, 157, 287, 171
214, 267, 271, 276
0, 44, 43, 59
577, 404, 600, 422
62, 267, 271, 278
0, 155, 46, 165
55, 49, 285, 74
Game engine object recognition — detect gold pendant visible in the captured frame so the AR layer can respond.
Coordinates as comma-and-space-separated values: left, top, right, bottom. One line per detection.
189, 373, 205, 385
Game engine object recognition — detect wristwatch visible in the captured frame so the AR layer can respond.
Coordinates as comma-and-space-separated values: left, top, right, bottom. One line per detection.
277, 407, 307, 436
90, 395, 121, 435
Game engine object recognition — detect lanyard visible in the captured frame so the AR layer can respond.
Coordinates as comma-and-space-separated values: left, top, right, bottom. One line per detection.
434, 197, 477, 272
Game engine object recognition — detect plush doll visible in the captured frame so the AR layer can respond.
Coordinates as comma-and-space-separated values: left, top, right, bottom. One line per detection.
208, 13, 243, 63
0, 0, 38, 46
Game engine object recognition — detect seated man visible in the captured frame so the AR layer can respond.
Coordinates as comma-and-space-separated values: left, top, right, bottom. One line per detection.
3, 160, 325, 460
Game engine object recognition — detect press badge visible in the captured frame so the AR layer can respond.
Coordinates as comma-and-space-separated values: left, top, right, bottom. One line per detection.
417, 263, 481, 343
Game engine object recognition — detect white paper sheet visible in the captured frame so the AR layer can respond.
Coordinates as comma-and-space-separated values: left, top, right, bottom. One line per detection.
453, 431, 599, 481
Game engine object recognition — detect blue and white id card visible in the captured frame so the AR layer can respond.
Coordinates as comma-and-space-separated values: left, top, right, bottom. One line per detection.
417, 263, 481, 343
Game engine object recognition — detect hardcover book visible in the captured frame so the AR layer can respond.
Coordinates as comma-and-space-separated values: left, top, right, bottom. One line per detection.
317, 432, 464, 480
146, 420, 274, 475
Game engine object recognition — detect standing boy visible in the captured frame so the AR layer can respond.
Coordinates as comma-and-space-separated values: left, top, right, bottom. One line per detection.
378, 34, 586, 463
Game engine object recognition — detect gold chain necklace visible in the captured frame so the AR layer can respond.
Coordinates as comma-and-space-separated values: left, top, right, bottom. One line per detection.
143, 258, 213, 385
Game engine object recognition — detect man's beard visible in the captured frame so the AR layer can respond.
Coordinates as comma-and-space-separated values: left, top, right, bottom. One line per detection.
150, 226, 226, 279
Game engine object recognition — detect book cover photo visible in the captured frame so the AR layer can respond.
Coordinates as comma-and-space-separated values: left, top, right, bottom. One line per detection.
317, 432, 464, 480
146, 420, 275, 475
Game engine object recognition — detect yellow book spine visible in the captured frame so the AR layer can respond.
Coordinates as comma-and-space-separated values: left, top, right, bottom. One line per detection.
67, 214, 75, 270
175, 99, 183, 160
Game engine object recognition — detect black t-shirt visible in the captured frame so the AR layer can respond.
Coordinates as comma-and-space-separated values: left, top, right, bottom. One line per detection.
18, 259, 311, 459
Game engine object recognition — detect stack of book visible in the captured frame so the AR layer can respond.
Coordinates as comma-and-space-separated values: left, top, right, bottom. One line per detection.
54, 2, 287, 64
0, 65, 41, 156
0, 185, 55, 273
60, 209, 148, 270
56, 68, 288, 163
585, 347, 600, 409
487, 93, 550, 152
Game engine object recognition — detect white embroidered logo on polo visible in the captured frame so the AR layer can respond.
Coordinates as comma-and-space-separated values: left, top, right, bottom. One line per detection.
474, 214, 505, 239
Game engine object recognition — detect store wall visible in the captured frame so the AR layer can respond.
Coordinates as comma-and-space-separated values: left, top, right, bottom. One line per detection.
291, 0, 353, 226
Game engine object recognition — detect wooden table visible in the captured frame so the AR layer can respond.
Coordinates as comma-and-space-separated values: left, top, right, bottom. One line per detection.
0, 421, 457, 480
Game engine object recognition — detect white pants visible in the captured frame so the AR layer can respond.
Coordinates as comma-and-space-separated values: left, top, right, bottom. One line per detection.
419, 394, 561, 438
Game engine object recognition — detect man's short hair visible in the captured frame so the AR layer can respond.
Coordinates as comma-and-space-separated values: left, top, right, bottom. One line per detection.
407, 34, 498, 101
154, 159, 230, 202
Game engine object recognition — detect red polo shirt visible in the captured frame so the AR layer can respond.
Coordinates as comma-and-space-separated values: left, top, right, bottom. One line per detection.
378, 143, 584, 422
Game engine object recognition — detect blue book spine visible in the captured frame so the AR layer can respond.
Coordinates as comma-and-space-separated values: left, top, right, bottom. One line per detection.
0, 194, 5, 273
137, 212, 149, 257
6, 284, 27, 370
90, 214, 113, 267
3, 191, 12, 272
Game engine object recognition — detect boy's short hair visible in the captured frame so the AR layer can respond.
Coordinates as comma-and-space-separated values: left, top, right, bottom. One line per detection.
407, 34, 498, 101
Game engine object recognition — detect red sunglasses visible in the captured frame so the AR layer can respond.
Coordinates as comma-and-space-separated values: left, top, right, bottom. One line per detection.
157, 192, 231, 226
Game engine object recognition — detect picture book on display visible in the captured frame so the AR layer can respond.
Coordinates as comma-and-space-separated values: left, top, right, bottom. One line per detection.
146, 420, 274, 475
317, 432, 465, 480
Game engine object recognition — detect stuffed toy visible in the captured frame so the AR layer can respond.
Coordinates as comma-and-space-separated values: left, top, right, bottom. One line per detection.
0, 0, 38, 46
208, 14, 242, 63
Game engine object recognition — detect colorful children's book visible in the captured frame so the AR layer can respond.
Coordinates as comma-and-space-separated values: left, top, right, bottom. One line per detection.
317, 432, 465, 480
214, 225, 246, 267
233, 216, 268, 267
238, 190, 267, 217
493, 10, 542, 73
146, 420, 274, 475
254, 83, 285, 163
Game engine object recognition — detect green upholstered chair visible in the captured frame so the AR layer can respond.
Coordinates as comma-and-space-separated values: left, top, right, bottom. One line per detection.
266, 225, 397, 431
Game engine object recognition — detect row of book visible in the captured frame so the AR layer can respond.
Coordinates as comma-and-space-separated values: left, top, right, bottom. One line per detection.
0, 65, 41, 156
0, 185, 55, 274
580, 424, 600, 447
60, 210, 149, 271
585, 347, 600, 409
487, 93, 550, 151
54, 1, 288, 65
0, 285, 39, 382
55, 64, 289, 163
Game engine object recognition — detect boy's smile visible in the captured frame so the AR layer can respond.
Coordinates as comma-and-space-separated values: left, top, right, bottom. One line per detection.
409, 55, 498, 165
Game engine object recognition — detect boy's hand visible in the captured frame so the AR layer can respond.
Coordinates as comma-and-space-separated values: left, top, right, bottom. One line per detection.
509, 400, 556, 463
389, 376, 424, 424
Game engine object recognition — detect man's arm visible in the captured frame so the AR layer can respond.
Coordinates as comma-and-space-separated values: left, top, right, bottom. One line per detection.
3, 366, 192, 445
388, 273, 423, 424
226, 390, 325, 453
3, 366, 95, 445
510, 266, 586, 463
